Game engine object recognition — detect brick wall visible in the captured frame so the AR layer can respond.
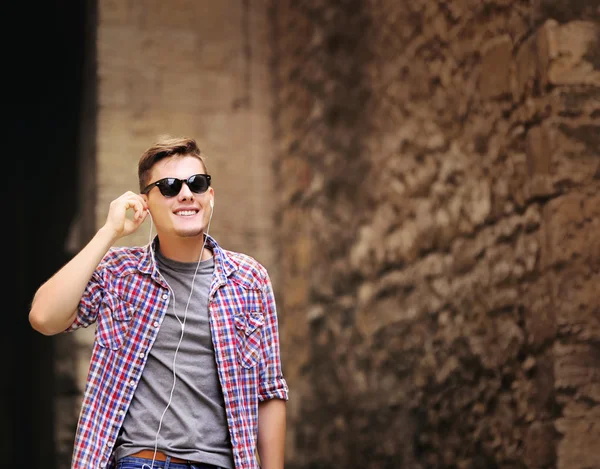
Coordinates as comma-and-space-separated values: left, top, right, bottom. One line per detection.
271, 1, 600, 468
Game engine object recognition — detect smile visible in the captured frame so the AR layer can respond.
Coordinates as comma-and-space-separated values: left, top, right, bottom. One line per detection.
174, 210, 198, 216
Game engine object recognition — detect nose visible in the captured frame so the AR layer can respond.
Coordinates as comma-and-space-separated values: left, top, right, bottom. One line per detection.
177, 181, 195, 201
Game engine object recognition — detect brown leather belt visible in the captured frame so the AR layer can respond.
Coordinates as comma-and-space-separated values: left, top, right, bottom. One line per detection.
130, 449, 199, 464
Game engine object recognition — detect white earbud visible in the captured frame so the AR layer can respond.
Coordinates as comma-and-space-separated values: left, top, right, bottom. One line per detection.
210, 199, 214, 209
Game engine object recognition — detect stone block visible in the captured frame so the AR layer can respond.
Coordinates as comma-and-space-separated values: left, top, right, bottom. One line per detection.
562, 399, 600, 419
551, 86, 600, 118
544, 192, 600, 267
514, 35, 538, 99
526, 125, 552, 176
525, 124, 559, 199
554, 343, 600, 390
551, 123, 600, 187
555, 418, 600, 469
543, 20, 600, 86
553, 265, 600, 341
480, 35, 514, 99
523, 278, 556, 349
524, 421, 556, 468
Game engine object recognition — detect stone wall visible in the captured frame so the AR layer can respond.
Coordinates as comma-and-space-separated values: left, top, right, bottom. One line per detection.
271, 1, 600, 468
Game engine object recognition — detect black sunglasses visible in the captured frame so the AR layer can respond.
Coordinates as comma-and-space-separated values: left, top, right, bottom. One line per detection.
142, 174, 212, 197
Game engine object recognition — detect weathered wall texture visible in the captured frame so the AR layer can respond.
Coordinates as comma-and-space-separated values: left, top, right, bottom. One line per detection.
272, 0, 600, 468
55, 1, 277, 468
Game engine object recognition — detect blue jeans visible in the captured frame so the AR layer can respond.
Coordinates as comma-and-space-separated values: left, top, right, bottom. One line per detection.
116, 456, 222, 469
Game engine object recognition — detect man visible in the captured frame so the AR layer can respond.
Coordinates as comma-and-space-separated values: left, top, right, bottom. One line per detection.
29, 136, 288, 469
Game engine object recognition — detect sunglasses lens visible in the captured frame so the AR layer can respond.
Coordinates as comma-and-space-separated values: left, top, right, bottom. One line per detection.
188, 175, 210, 194
157, 179, 182, 197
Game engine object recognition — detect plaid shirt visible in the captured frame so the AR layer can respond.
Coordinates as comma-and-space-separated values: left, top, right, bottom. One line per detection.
66, 234, 288, 469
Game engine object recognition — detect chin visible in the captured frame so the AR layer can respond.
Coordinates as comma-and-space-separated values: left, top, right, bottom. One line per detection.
175, 227, 205, 238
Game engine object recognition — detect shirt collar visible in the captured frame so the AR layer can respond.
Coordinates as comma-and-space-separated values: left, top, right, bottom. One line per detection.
138, 233, 238, 281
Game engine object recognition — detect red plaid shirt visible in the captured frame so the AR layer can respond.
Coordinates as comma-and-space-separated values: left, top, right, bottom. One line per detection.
66, 235, 288, 469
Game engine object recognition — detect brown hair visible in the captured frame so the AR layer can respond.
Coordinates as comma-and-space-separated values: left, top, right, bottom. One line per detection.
138, 136, 208, 191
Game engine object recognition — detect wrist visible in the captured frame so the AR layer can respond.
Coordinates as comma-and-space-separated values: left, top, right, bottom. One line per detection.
97, 225, 120, 246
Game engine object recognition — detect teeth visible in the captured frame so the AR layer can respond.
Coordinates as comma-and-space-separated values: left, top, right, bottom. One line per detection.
176, 210, 197, 216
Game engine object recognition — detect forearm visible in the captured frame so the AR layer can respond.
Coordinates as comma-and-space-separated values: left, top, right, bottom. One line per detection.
29, 226, 117, 335
257, 398, 286, 469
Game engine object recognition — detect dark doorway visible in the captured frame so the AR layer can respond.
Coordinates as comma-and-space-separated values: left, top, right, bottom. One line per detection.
11, 1, 97, 468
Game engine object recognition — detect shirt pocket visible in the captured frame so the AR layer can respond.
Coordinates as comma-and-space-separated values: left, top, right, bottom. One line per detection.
95, 292, 135, 350
233, 308, 265, 369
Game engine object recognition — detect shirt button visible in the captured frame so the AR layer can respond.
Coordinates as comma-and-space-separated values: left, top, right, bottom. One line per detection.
100, 462, 106, 468
153, 321, 160, 327
139, 352, 145, 358
162, 294, 168, 300
118, 410, 125, 416
129, 380, 135, 387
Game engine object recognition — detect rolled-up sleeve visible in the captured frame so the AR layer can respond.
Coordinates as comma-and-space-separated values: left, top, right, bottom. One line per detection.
258, 270, 289, 402
65, 265, 109, 332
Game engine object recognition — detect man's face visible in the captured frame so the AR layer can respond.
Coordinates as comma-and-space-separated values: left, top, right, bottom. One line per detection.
143, 155, 214, 239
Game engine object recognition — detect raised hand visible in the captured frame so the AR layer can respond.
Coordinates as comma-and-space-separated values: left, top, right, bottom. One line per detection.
103, 191, 149, 240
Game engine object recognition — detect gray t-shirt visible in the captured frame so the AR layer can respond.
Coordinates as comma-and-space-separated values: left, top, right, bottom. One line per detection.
114, 250, 234, 468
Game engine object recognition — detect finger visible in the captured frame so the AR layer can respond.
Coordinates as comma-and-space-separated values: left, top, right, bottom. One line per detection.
132, 194, 148, 212
136, 204, 150, 221
124, 198, 144, 219
138, 209, 149, 223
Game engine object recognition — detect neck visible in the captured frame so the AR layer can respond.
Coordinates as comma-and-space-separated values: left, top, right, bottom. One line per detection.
156, 233, 213, 263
